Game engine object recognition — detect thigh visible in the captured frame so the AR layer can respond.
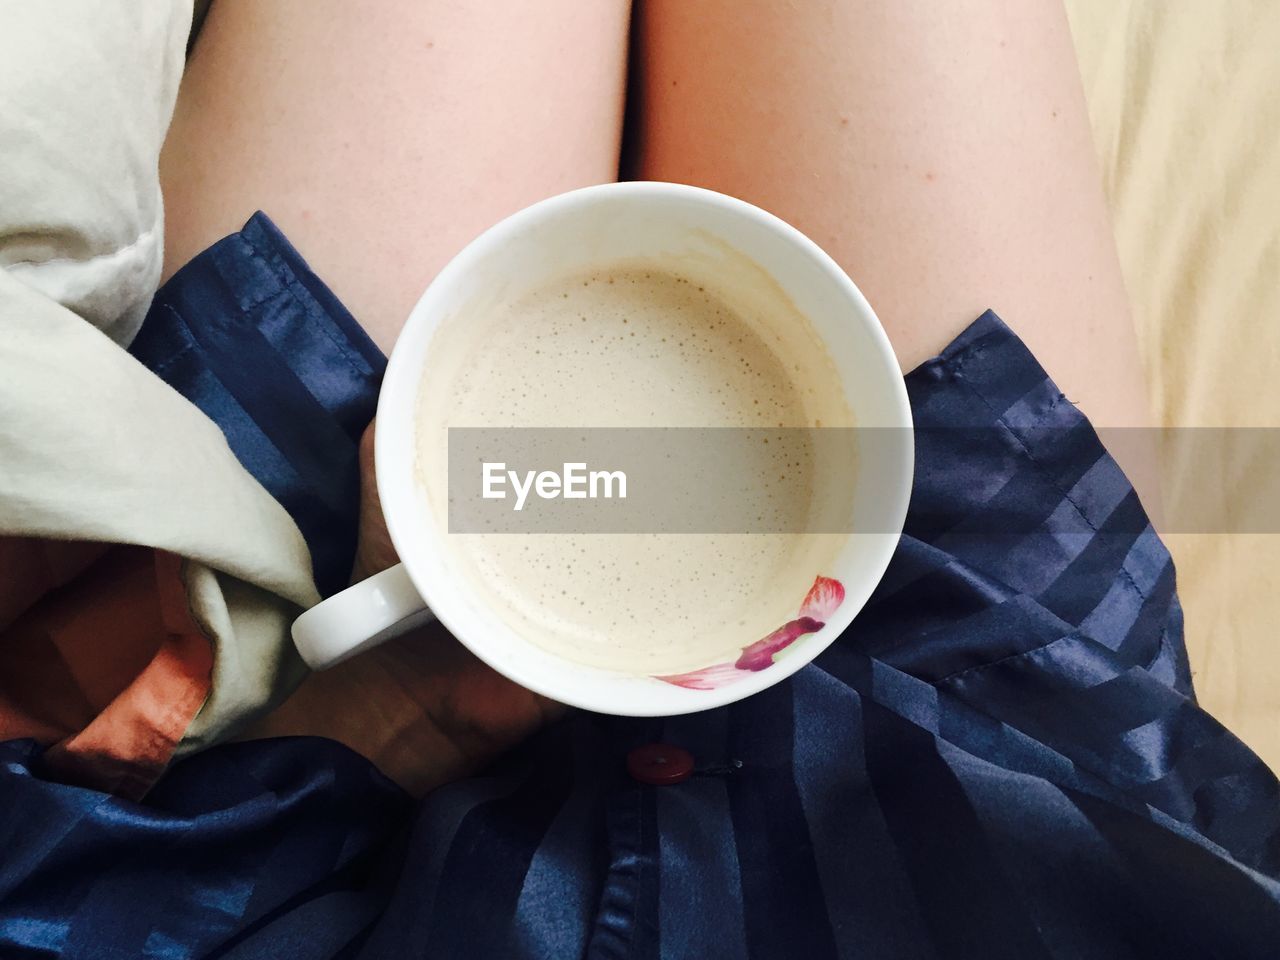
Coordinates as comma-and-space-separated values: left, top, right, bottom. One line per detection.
162, 0, 631, 352
631, 1, 1152, 433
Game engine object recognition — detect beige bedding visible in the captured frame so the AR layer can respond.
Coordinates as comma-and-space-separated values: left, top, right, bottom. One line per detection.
1068, 0, 1280, 770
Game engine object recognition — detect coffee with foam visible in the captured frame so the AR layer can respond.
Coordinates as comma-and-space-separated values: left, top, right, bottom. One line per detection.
415, 257, 854, 675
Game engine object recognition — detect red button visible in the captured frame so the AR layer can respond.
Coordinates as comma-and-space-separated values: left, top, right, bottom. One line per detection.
627, 743, 694, 785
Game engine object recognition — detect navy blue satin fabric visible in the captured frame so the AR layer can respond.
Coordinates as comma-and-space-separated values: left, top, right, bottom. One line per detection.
3, 216, 1279, 958
128, 212, 385, 597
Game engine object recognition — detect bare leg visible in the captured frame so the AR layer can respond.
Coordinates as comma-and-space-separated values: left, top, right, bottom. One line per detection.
160, 0, 630, 792
632, 0, 1158, 503
162, 0, 631, 352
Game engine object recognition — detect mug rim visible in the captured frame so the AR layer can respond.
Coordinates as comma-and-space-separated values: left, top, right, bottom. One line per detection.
375, 181, 913, 714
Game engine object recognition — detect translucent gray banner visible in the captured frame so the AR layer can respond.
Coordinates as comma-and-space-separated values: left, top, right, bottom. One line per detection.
444, 427, 1280, 534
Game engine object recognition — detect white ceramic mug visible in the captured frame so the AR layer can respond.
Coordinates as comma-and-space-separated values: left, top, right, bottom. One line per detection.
292, 182, 913, 715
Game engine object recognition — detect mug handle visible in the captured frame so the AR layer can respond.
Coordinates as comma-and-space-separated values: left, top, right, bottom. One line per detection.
291, 563, 437, 669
